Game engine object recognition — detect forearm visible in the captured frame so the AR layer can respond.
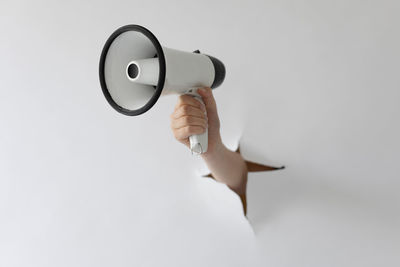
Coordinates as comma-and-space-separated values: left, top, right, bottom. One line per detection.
201, 140, 248, 195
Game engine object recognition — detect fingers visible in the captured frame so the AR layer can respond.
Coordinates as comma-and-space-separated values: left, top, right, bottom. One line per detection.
172, 104, 205, 120
171, 94, 208, 144
171, 115, 207, 130
173, 125, 206, 141
174, 95, 206, 112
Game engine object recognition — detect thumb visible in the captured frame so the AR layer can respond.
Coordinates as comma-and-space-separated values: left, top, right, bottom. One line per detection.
198, 87, 217, 114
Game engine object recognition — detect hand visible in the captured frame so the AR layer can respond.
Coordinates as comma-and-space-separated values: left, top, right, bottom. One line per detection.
170, 87, 222, 155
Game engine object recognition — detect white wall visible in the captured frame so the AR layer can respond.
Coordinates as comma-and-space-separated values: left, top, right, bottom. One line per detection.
1, 0, 399, 266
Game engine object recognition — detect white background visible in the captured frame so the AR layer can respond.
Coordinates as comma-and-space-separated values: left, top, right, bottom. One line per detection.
1, 0, 399, 266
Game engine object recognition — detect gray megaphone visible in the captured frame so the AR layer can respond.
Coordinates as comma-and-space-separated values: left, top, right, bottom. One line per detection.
99, 25, 225, 154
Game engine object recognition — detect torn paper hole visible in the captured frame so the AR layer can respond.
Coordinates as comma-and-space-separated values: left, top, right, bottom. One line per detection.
201, 145, 285, 216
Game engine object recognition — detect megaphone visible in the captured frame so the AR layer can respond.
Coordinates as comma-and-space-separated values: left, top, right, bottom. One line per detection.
99, 24, 225, 154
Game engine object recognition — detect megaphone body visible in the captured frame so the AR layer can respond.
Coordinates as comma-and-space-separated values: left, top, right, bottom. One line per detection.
99, 25, 225, 154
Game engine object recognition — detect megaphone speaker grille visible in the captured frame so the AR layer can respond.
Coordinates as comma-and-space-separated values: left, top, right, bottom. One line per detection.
127, 63, 139, 80
99, 25, 166, 116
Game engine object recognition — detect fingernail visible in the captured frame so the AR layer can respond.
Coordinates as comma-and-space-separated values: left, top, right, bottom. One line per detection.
198, 88, 206, 94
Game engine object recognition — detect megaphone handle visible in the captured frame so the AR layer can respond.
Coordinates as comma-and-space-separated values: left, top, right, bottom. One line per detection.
185, 88, 208, 155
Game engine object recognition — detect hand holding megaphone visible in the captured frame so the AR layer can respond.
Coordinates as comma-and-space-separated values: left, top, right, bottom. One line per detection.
170, 87, 222, 155
99, 25, 225, 154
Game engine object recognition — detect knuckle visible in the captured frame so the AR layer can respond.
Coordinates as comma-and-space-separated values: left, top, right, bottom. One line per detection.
175, 107, 183, 116
186, 126, 194, 134
174, 130, 183, 139
183, 116, 191, 124
184, 126, 193, 135
174, 134, 181, 141
182, 105, 191, 113
185, 116, 193, 124
191, 100, 199, 108
191, 126, 202, 133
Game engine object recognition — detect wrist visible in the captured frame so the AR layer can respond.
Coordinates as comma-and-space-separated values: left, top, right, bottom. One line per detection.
201, 136, 225, 160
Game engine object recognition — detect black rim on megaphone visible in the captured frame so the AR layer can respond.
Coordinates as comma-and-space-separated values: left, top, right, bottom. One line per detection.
99, 24, 167, 116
